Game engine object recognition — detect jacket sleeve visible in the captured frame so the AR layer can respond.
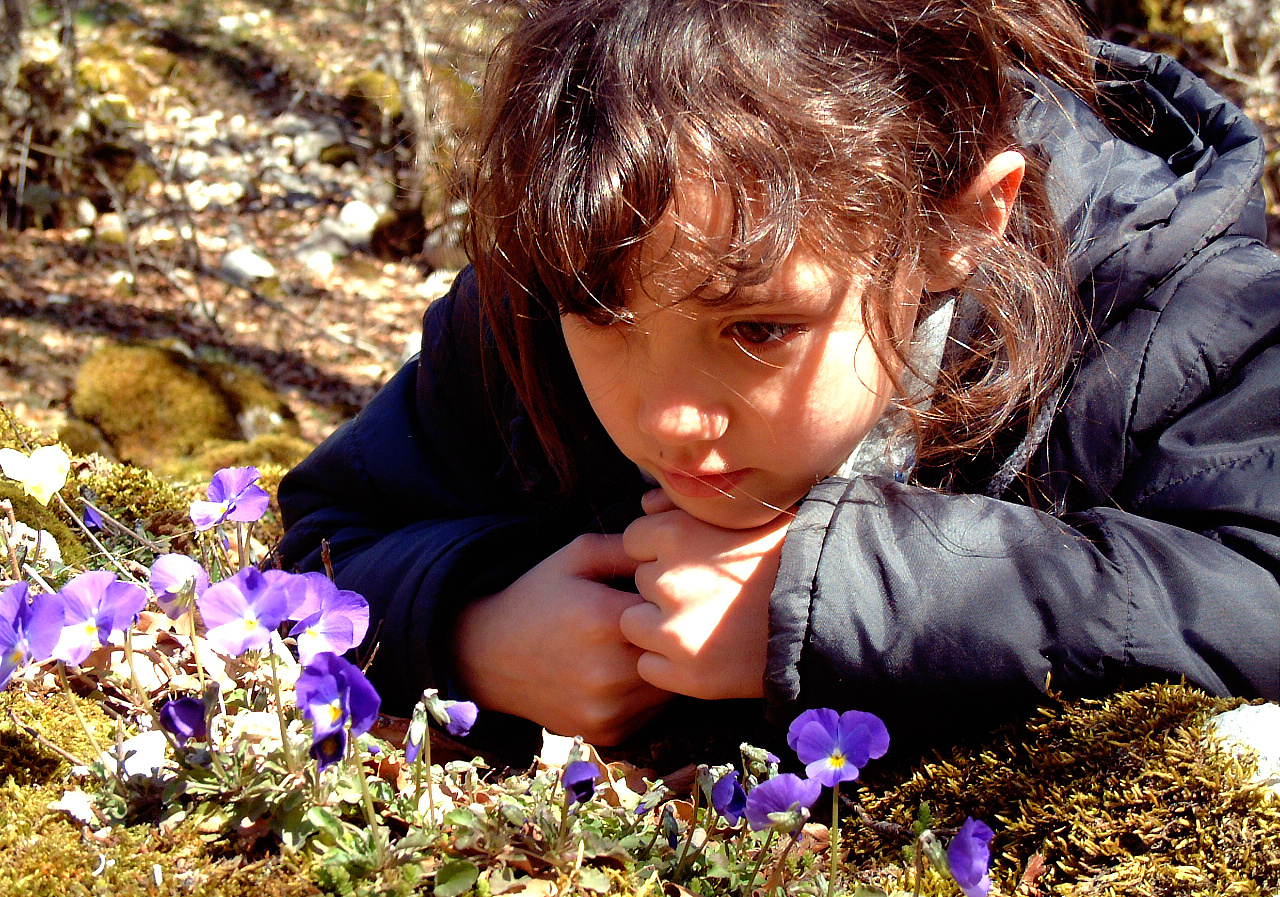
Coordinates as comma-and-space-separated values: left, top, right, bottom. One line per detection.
276, 270, 585, 724
764, 241, 1280, 737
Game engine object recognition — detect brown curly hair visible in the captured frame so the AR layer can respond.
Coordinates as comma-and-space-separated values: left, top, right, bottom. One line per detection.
466, 0, 1097, 493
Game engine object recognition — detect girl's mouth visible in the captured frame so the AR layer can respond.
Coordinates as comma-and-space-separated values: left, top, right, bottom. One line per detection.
660, 468, 750, 499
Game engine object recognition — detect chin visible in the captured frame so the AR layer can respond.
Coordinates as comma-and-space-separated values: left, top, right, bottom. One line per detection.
676, 496, 791, 531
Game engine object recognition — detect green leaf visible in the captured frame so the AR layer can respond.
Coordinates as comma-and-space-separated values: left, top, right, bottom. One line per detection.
577, 867, 611, 893
913, 800, 934, 833
434, 859, 480, 897
306, 806, 346, 839
444, 807, 480, 828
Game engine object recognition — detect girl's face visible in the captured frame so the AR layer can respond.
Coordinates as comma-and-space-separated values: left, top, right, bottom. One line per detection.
562, 204, 918, 530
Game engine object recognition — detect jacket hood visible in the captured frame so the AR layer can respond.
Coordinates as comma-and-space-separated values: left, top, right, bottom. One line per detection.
1018, 41, 1269, 333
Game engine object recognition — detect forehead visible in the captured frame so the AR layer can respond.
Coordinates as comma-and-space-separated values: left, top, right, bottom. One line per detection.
632, 179, 859, 311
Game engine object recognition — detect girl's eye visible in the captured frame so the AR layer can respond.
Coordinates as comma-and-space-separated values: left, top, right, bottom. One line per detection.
566, 308, 634, 328
726, 320, 805, 346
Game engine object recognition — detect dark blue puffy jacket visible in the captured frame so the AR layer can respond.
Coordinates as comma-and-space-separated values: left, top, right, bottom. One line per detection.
278, 43, 1280, 754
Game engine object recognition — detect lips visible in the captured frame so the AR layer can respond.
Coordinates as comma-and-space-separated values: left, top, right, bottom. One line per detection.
660, 467, 750, 499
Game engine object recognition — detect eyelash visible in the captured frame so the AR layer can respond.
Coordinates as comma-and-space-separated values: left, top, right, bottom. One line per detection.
725, 320, 807, 347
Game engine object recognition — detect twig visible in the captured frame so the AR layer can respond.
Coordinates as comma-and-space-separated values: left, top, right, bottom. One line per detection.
7, 709, 89, 767
14, 123, 32, 229
81, 498, 166, 552
93, 161, 140, 289
1, 501, 22, 582
155, 135, 218, 330
54, 492, 141, 583
20, 563, 56, 594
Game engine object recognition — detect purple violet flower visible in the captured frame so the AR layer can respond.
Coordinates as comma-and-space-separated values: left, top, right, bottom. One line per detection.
743, 773, 823, 834
0, 582, 62, 690
947, 817, 995, 897
196, 567, 292, 657
443, 700, 478, 738
190, 466, 270, 531
662, 804, 680, 849
51, 571, 148, 666
404, 715, 427, 764
562, 760, 602, 805
295, 652, 381, 771
83, 503, 103, 532
787, 708, 890, 787
711, 770, 747, 826
285, 572, 370, 665
158, 696, 208, 744
149, 554, 211, 620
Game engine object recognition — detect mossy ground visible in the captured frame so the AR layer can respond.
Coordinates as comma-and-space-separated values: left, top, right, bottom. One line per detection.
1, 426, 1277, 895
846, 684, 1279, 894
0, 674, 1275, 895
0, 688, 319, 897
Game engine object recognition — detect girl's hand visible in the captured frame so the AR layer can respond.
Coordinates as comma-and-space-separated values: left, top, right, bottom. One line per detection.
619, 490, 790, 700
452, 534, 673, 745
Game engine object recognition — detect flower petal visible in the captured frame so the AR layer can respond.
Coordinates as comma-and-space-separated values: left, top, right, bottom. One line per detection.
208, 467, 261, 504
787, 707, 838, 757
190, 499, 230, 531
225, 484, 270, 523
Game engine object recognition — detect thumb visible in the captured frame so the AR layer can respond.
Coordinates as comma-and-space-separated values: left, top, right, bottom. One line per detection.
564, 533, 642, 583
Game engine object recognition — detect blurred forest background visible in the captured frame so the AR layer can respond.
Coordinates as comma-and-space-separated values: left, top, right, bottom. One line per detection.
0, 0, 1276, 478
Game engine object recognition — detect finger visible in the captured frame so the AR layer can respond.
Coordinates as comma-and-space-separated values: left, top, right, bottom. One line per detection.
641, 488, 679, 515
566, 532, 641, 581
635, 650, 683, 695
622, 511, 664, 561
618, 598, 664, 650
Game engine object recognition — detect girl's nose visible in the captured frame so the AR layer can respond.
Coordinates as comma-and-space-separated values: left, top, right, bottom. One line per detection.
636, 379, 729, 446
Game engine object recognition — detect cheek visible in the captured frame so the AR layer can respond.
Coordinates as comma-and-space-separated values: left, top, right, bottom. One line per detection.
793, 340, 896, 454
562, 329, 638, 439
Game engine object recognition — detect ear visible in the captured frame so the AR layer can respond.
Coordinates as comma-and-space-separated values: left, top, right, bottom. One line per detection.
923, 150, 1026, 293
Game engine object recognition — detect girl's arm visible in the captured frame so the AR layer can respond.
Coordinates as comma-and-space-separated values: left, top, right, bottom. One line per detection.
278, 269, 662, 745
766, 240, 1280, 739
767, 477, 1280, 738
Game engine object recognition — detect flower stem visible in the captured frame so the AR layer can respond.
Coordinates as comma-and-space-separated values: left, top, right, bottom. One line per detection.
352, 746, 389, 869
828, 784, 841, 897
122, 628, 156, 722
266, 648, 298, 776
673, 778, 701, 879
56, 661, 103, 756
912, 832, 926, 897
236, 522, 250, 571
764, 831, 801, 896
421, 728, 436, 826
743, 829, 776, 896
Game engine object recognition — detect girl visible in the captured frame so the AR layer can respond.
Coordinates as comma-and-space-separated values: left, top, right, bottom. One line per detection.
278, 0, 1280, 755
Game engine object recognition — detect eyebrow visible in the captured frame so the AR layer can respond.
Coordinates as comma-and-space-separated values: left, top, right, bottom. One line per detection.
689, 281, 839, 314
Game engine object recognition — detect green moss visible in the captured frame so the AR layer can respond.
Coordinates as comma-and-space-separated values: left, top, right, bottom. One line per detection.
197, 360, 301, 442
0, 690, 319, 897
844, 684, 1279, 895
338, 69, 404, 122
75, 455, 198, 554
0, 482, 90, 569
69, 343, 305, 480
72, 344, 241, 471
177, 436, 312, 478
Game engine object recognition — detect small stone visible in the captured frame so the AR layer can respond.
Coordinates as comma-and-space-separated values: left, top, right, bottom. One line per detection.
335, 200, 379, 248
220, 245, 276, 284
96, 213, 127, 244
1207, 703, 1280, 796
